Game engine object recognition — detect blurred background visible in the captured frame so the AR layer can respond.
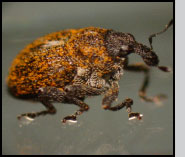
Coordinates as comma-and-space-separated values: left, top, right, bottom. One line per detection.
2, 2, 173, 155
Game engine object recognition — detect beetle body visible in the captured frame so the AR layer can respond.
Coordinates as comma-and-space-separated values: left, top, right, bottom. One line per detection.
8, 27, 119, 96
7, 22, 172, 123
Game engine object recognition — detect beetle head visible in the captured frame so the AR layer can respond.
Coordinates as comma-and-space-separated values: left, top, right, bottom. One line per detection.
105, 31, 136, 58
105, 29, 171, 72
105, 31, 160, 66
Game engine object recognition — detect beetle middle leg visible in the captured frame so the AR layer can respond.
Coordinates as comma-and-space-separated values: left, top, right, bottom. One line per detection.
102, 81, 143, 120
125, 62, 167, 103
62, 96, 90, 123
63, 84, 107, 123
60, 68, 109, 123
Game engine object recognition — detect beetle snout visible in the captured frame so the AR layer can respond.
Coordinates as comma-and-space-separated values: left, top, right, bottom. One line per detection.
133, 43, 159, 67
143, 50, 159, 66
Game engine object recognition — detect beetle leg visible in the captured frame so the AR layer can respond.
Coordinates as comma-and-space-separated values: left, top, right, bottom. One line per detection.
102, 81, 142, 120
102, 81, 119, 109
17, 87, 65, 120
17, 100, 56, 120
125, 62, 167, 103
148, 19, 173, 50
63, 84, 108, 123
62, 97, 89, 123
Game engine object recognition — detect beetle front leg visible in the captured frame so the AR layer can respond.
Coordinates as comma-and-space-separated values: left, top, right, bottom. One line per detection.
102, 81, 143, 120
125, 62, 167, 104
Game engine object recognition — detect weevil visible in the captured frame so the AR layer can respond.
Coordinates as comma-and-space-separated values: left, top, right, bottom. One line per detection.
7, 19, 173, 123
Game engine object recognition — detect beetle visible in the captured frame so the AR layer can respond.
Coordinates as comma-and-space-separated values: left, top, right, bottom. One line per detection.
7, 19, 173, 123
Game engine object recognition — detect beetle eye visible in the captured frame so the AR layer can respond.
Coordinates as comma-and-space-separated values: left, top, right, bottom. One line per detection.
121, 45, 129, 51
118, 45, 133, 57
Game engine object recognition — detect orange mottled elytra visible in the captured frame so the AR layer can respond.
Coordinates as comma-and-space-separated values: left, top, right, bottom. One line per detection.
7, 27, 114, 96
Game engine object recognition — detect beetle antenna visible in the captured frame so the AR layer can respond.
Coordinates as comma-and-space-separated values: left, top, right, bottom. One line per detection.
148, 19, 173, 72
158, 66, 171, 72
148, 19, 173, 50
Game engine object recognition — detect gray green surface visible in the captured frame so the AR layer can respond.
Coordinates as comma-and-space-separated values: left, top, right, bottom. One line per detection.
2, 2, 173, 155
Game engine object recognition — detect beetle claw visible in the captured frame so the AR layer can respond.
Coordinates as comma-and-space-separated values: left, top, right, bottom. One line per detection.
128, 112, 143, 120
62, 115, 77, 124
17, 113, 36, 120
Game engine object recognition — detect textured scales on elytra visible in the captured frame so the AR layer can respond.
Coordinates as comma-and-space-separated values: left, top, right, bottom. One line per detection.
7, 19, 173, 123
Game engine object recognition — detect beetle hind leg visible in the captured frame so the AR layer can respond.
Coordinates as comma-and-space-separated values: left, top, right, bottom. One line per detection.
17, 86, 65, 120
17, 100, 56, 120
